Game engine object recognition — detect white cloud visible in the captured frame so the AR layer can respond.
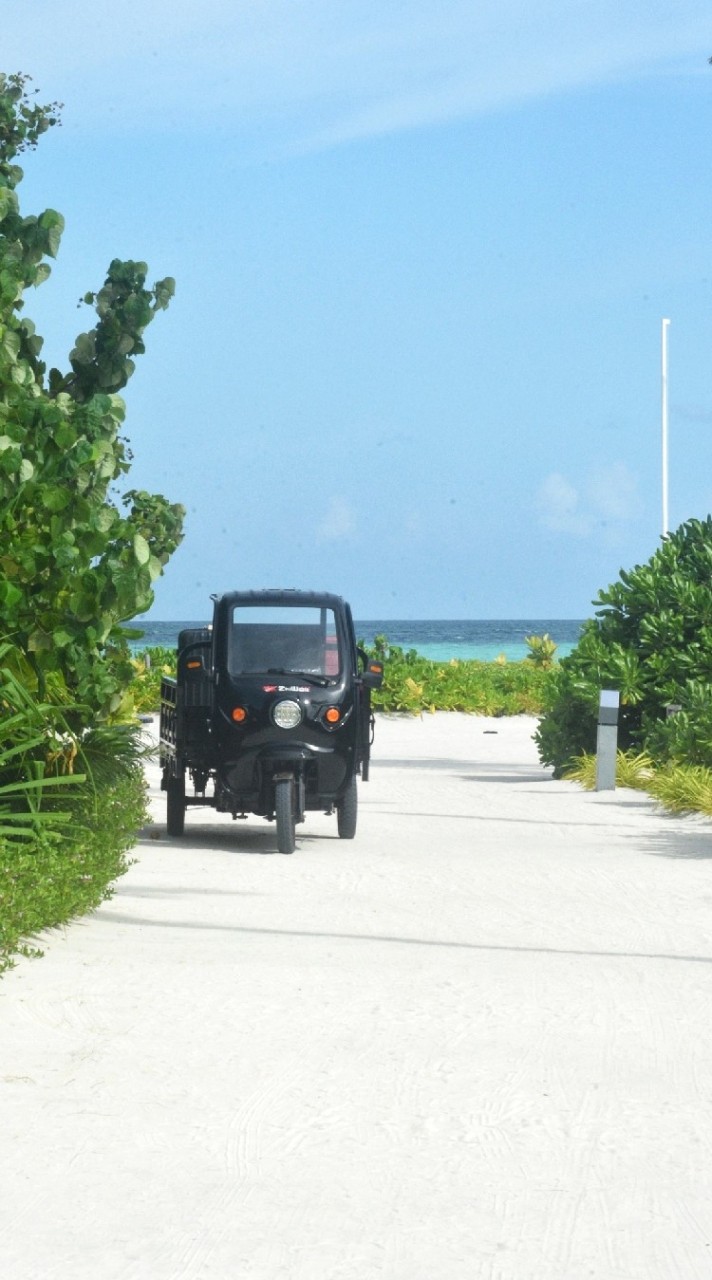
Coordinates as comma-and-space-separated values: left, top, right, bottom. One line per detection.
316, 497, 356, 541
536, 472, 592, 537
536, 462, 642, 539
4, 1, 710, 146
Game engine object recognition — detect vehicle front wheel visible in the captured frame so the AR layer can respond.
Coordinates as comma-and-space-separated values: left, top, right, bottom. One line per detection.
337, 775, 358, 839
275, 777, 296, 854
166, 771, 186, 837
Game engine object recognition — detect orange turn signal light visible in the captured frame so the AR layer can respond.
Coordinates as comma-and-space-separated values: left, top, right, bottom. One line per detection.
186, 659, 202, 670
324, 707, 341, 724
231, 706, 247, 722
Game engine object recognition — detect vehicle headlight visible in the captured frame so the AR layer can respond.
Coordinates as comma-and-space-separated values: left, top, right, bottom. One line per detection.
272, 699, 302, 729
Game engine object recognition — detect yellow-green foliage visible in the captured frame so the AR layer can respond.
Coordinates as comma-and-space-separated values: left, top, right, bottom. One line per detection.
131, 647, 176, 712
563, 749, 712, 818
564, 750, 655, 792
368, 644, 551, 715
524, 633, 558, 669
648, 764, 712, 816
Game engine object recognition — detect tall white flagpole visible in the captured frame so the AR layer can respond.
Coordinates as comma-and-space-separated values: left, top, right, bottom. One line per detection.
661, 318, 670, 537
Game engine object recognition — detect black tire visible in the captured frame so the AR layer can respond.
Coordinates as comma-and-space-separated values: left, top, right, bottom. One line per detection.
166, 771, 185, 837
275, 777, 296, 855
337, 775, 358, 839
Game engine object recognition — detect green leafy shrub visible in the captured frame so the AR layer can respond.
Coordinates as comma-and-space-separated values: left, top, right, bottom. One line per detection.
131, 646, 176, 712
0, 75, 183, 968
0, 651, 149, 971
365, 641, 551, 716
0, 645, 83, 848
524, 633, 558, 668
536, 517, 712, 775
0, 73, 184, 721
643, 681, 712, 767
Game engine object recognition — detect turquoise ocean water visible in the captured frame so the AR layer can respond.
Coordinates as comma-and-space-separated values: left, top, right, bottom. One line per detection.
132, 619, 584, 663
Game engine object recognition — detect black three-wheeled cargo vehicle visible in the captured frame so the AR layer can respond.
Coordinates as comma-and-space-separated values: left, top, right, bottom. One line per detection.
159, 590, 383, 853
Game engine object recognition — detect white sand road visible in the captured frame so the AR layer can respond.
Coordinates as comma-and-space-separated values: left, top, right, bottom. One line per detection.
2, 712, 712, 1279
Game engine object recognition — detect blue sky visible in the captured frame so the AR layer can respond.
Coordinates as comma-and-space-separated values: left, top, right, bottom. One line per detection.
5, 1, 712, 619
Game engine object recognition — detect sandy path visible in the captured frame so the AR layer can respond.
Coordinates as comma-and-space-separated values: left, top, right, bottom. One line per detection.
2, 713, 712, 1279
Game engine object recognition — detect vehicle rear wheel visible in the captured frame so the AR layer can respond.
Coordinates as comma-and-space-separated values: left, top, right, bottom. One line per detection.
166, 771, 185, 837
275, 777, 296, 854
337, 775, 358, 839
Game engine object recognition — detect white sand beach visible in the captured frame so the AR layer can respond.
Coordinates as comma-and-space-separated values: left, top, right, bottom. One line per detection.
2, 712, 712, 1279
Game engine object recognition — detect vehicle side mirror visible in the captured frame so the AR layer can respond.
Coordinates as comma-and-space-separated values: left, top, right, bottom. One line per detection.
361, 660, 384, 690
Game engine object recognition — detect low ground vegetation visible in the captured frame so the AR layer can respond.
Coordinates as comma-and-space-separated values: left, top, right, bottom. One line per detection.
0, 650, 148, 972
1, 766, 146, 973
131, 638, 554, 718
564, 749, 712, 817
367, 640, 551, 715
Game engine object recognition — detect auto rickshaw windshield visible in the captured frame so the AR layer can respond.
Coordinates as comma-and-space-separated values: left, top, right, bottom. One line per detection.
227, 604, 342, 678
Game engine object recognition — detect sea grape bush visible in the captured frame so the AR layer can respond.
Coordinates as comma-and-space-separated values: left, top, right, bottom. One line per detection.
0, 73, 184, 720
535, 517, 712, 775
0, 73, 182, 970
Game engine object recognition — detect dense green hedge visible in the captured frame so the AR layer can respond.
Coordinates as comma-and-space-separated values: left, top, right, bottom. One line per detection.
536, 518, 712, 776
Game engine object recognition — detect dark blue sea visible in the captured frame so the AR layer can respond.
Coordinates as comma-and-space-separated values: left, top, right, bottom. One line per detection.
131, 619, 584, 663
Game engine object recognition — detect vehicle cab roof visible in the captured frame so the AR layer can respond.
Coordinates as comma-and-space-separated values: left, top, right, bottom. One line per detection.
213, 589, 348, 610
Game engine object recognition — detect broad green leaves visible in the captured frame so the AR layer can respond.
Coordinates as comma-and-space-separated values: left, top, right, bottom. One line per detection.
0, 579, 22, 609
133, 533, 150, 565
38, 208, 63, 257
2, 328, 20, 361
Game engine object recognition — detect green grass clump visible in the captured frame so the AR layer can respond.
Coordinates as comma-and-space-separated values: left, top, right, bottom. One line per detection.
648, 764, 712, 816
563, 749, 712, 819
564, 750, 655, 792
0, 767, 145, 972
